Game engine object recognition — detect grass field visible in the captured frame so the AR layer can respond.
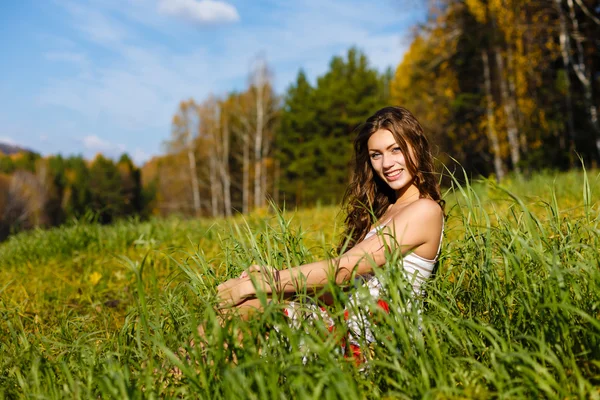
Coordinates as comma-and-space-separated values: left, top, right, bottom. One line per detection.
1, 169, 599, 399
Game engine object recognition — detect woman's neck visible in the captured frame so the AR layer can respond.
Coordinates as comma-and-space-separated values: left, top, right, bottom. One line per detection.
394, 183, 420, 205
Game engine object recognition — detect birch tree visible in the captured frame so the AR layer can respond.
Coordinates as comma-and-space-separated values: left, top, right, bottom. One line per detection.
198, 96, 221, 217
231, 57, 278, 212
555, 0, 577, 163
231, 91, 253, 214
495, 47, 521, 173
482, 49, 505, 180
164, 99, 202, 216
566, 0, 600, 158
219, 97, 233, 217
248, 56, 277, 209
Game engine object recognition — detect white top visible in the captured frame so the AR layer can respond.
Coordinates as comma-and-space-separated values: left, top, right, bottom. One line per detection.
361, 219, 443, 293
281, 216, 445, 348
344, 218, 444, 345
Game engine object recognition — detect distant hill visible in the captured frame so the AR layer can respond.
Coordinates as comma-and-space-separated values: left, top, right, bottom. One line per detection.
0, 142, 35, 155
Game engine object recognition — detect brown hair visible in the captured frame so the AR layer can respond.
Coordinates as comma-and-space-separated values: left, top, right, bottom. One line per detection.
339, 106, 443, 251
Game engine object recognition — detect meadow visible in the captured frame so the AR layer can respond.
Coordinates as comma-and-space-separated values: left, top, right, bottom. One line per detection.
0, 169, 599, 399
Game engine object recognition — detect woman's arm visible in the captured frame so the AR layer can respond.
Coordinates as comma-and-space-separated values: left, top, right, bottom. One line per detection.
217, 199, 443, 307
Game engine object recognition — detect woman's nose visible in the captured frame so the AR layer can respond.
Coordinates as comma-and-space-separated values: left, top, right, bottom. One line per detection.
382, 154, 394, 168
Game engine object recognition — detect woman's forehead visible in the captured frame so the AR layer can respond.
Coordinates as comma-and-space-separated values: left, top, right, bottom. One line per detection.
367, 129, 397, 150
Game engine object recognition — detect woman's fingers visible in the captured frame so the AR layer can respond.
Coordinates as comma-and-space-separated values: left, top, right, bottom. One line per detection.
216, 279, 248, 309
217, 278, 240, 291
216, 282, 236, 308
239, 264, 263, 279
248, 265, 262, 273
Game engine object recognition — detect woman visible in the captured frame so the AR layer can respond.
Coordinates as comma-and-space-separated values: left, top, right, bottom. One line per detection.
217, 106, 444, 357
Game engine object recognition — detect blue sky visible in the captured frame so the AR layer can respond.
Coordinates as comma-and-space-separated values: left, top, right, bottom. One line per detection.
0, 0, 425, 165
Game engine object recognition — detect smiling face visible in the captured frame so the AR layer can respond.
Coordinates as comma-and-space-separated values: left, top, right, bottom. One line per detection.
367, 128, 416, 195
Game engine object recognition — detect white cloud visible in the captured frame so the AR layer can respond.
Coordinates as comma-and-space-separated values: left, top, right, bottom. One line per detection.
79, 136, 148, 164
35, 0, 421, 162
81, 135, 125, 154
157, 0, 239, 25
131, 147, 151, 165
61, 1, 131, 46
44, 51, 89, 69
37, 47, 207, 132
0, 136, 18, 146
82, 135, 109, 151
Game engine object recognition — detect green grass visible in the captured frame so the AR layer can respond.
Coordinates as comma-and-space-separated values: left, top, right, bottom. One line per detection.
1, 169, 599, 399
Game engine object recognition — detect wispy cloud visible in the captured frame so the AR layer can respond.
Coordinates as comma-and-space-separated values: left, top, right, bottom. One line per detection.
131, 147, 151, 165
44, 51, 89, 69
81, 134, 126, 157
157, 0, 240, 25
80, 136, 149, 164
26, 0, 423, 163
0, 136, 18, 146
61, 1, 131, 46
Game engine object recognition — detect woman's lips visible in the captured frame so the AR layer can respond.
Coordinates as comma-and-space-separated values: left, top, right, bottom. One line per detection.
384, 169, 403, 181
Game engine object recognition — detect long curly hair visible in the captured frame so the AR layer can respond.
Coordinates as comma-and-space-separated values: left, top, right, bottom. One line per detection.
339, 106, 444, 251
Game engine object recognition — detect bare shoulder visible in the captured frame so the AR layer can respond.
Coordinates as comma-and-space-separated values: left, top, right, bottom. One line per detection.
375, 198, 443, 253
404, 198, 443, 220
387, 198, 443, 234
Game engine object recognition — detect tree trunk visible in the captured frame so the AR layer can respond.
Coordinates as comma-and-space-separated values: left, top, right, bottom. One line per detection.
254, 83, 264, 209
243, 133, 250, 214
221, 108, 232, 217
482, 50, 505, 182
555, 0, 577, 166
273, 159, 280, 207
567, 0, 600, 161
506, 46, 528, 154
573, 0, 600, 26
495, 47, 521, 174
209, 152, 219, 217
261, 128, 271, 206
187, 147, 201, 217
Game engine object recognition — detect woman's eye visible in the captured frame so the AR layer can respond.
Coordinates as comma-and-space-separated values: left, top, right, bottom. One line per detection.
392, 147, 402, 153
370, 153, 380, 159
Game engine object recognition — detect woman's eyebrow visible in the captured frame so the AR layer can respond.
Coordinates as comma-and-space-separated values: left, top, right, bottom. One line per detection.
369, 143, 398, 152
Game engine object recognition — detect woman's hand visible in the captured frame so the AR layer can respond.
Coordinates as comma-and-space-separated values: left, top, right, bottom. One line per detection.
241, 264, 282, 294
239, 264, 275, 279
216, 277, 253, 309
217, 265, 281, 308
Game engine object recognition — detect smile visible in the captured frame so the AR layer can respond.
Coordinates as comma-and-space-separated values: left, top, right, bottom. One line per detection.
384, 169, 403, 180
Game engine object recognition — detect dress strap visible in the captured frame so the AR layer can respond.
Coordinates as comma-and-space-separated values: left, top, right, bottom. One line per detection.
435, 218, 445, 256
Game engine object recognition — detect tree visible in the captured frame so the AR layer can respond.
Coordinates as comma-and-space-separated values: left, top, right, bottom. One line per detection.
62, 156, 91, 220
198, 96, 223, 217
89, 154, 123, 223
164, 99, 202, 216
278, 48, 387, 206
557, 0, 600, 163
36, 155, 67, 226
231, 57, 279, 212
248, 57, 278, 209
277, 70, 317, 206
2, 170, 46, 232
117, 153, 143, 217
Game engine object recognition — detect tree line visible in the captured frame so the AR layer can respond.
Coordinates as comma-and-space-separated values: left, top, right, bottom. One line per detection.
392, 0, 600, 177
0, 0, 598, 238
0, 152, 147, 241
143, 50, 390, 217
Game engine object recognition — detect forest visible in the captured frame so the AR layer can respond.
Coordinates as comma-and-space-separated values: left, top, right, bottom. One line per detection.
0, 0, 598, 240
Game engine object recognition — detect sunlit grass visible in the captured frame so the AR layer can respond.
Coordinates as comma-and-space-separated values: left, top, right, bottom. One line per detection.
0, 169, 599, 398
